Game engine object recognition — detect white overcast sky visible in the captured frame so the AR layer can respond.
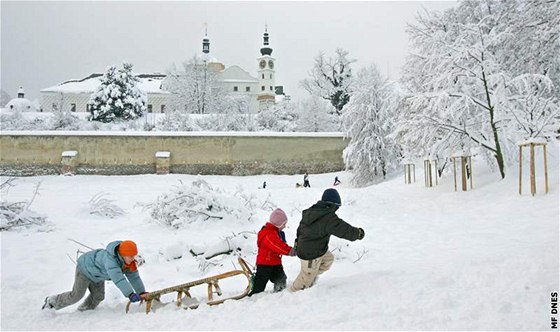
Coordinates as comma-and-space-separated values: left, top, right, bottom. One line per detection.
1, 1, 457, 103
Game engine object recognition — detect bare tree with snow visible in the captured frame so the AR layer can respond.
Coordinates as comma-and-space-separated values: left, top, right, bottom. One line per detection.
1, 89, 11, 108
397, 0, 559, 179
296, 97, 340, 132
163, 55, 225, 115
342, 65, 402, 186
300, 48, 356, 115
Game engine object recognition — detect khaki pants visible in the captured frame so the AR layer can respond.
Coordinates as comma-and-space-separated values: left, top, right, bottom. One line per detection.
50, 267, 105, 311
290, 251, 334, 292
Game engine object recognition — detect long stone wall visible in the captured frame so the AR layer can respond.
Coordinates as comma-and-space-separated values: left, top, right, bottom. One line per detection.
0, 131, 348, 176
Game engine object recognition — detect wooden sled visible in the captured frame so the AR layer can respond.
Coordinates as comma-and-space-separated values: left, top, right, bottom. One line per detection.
126, 257, 253, 314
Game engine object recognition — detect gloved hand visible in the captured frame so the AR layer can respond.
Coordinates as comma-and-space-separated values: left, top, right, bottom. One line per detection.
357, 228, 365, 240
129, 293, 141, 303
288, 248, 297, 256
139, 292, 149, 300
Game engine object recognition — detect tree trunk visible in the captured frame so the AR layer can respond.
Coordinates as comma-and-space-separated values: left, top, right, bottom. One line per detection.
482, 70, 506, 179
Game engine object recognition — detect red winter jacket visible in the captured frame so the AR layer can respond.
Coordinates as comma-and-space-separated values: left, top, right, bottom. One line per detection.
256, 223, 292, 266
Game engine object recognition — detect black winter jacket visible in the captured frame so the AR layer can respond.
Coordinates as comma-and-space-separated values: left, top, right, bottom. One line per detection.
295, 200, 362, 260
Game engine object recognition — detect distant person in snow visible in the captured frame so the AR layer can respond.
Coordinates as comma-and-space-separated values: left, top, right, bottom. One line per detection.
303, 172, 311, 188
290, 189, 364, 292
263, 181, 267, 189
333, 176, 341, 186
249, 208, 296, 296
42, 240, 149, 311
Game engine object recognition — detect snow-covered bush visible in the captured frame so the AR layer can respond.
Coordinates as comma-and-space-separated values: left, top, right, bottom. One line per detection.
144, 177, 264, 229
0, 110, 48, 130
255, 99, 299, 132
0, 179, 50, 232
88, 192, 125, 218
156, 110, 200, 131
48, 110, 82, 130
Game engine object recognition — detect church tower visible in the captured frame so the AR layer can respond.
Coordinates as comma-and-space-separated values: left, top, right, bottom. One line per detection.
257, 26, 276, 110
201, 24, 224, 72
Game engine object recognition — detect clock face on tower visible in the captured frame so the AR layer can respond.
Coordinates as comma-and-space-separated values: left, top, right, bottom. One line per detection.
268, 60, 274, 69
259, 60, 266, 69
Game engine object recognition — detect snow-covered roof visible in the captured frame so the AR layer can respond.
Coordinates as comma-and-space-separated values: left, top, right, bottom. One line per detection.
218, 65, 258, 83
17, 87, 25, 94
41, 73, 170, 94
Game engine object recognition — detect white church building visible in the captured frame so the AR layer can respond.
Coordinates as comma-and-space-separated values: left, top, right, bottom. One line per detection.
40, 28, 285, 115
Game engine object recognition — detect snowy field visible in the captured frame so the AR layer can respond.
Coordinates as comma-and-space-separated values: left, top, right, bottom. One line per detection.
1, 148, 558, 331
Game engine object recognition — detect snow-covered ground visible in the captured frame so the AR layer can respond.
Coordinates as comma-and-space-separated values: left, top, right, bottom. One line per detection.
1, 147, 558, 331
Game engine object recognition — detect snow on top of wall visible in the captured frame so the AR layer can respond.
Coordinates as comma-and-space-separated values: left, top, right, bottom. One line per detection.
155, 151, 171, 158
0, 130, 345, 138
61, 150, 78, 157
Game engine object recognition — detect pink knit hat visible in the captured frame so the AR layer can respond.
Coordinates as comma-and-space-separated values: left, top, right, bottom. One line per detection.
269, 208, 288, 228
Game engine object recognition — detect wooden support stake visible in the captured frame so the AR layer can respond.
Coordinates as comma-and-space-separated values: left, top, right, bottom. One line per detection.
519, 145, 522, 195
453, 157, 457, 192
530, 143, 536, 196
544, 144, 549, 194
469, 156, 473, 189
435, 160, 438, 185
461, 157, 467, 191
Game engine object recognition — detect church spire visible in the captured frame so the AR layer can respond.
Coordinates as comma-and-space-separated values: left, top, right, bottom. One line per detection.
202, 23, 210, 54
260, 25, 272, 56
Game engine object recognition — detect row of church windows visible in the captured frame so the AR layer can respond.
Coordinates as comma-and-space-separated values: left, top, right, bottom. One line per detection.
231, 86, 273, 92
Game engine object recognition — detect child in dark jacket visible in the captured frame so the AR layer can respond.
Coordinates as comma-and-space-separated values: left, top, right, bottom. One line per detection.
290, 189, 365, 292
249, 208, 296, 296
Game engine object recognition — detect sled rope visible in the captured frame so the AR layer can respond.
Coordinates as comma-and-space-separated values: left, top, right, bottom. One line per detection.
126, 257, 253, 314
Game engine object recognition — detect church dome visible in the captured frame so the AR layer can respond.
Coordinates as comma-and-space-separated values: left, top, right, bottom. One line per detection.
6, 97, 37, 112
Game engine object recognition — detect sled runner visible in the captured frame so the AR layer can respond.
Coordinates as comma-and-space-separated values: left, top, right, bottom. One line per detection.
125, 257, 253, 314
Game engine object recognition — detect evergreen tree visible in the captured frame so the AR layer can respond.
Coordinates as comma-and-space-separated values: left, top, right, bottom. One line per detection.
89, 62, 146, 123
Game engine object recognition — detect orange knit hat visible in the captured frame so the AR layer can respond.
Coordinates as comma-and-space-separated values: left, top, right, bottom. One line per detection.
119, 240, 138, 257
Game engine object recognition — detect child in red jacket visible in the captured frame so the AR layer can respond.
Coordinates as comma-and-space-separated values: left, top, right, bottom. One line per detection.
249, 208, 296, 296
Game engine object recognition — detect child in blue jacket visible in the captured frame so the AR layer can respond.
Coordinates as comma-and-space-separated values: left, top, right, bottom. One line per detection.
42, 240, 149, 311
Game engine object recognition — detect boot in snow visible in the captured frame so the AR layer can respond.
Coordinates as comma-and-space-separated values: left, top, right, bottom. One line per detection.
42, 296, 54, 310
